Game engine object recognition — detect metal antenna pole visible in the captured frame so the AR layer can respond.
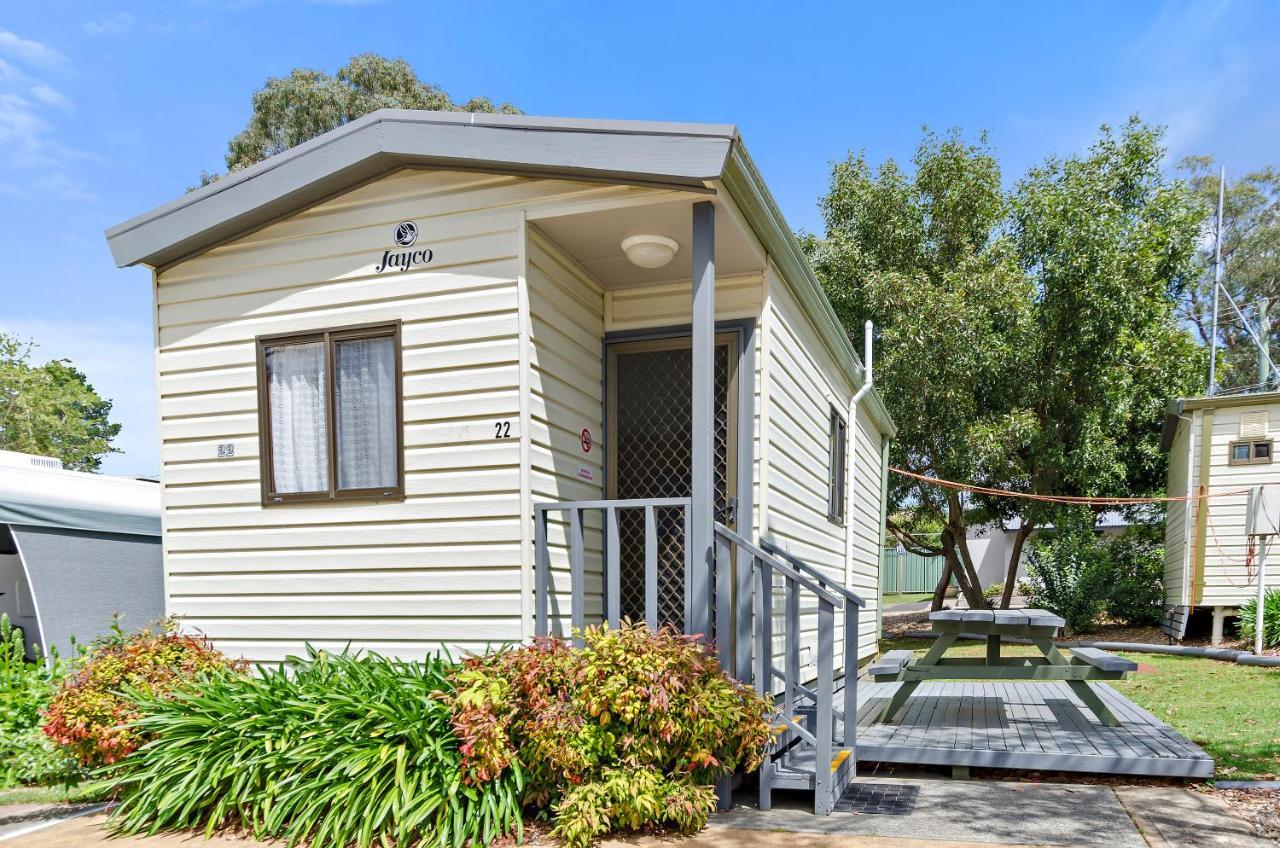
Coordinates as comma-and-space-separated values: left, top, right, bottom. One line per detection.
1259, 299, 1270, 391
1208, 166, 1225, 397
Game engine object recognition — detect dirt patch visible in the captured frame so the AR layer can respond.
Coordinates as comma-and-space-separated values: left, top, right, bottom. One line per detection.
1205, 788, 1280, 843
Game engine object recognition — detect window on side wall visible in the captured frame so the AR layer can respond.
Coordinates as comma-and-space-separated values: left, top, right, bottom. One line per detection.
828, 405, 848, 524
1229, 439, 1273, 466
257, 322, 404, 504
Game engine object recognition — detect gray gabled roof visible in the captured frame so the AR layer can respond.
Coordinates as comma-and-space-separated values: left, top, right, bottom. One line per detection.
105, 110, 738, 269
105, 109, 896, 437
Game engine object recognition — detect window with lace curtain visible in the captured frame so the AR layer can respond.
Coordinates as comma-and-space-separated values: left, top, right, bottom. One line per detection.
256, 322, 403, 503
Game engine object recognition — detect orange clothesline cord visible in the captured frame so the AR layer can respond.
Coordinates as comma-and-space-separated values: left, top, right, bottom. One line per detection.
890, 467, 1251, 506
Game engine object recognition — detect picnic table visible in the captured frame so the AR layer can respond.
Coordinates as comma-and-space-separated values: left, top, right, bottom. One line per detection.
870, 608, 1137, 726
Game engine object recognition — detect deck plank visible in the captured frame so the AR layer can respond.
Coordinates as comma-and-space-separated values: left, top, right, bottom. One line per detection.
853, 680, 1212, 779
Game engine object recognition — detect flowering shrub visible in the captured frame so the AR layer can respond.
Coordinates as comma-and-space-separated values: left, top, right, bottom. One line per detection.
42, 618, 245, 766
445, 622, 771, 847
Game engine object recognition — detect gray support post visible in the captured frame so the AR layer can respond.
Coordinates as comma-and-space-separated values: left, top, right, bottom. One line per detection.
735, 540, 753, 682
605, 507, 621, 628
534, 508, 549, 637
569, 508, 585, 647
644, 505, 659, 630
690, 200, 716, 641
784, 577, 799, 724
682, 505, 693, 633
843, 603, 858, 747
756, 557, 773, 812
715, 530, 733, 672
815, 599, 835, 815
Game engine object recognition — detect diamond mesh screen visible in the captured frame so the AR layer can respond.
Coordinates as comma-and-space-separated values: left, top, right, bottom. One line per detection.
613, 341, 732, 630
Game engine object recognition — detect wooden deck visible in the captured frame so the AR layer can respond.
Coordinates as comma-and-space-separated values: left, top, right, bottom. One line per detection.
853, 680, 1214, 778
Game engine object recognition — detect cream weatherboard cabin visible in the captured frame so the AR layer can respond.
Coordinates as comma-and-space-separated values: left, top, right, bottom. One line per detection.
1161, 391, 1280, 644
106, 111, 895, 814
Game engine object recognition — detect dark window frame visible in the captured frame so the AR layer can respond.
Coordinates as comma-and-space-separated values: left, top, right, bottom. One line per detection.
256, 320, 405, 505
827, 404, 848, 525
1228, 438, 1273, 466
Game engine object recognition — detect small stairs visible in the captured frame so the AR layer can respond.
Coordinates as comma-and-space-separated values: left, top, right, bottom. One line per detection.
758, 681, 857, 816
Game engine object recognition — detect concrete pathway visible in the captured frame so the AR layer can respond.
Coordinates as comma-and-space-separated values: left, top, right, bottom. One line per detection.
0, 804, 106, 844
719, 779, 1146, 846
1115, 787, 1272, 847
1, 781, 1271, 847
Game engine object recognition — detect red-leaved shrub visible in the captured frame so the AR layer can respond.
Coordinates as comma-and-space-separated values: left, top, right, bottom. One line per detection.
42, 618, 245, 766
444, 622, 771, 847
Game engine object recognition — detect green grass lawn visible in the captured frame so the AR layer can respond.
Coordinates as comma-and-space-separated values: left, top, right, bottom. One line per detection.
0, 781, 111, 807
881, 592, 933, 607
879, 637, 1280, 780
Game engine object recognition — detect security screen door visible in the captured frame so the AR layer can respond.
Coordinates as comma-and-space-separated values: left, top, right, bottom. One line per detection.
606, 332, 738, 632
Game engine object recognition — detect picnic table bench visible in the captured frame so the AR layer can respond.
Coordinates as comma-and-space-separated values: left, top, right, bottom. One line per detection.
871, 607, 1137, 726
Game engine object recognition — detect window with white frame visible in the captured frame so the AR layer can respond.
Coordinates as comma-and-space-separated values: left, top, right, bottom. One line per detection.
257, 322, 403, 503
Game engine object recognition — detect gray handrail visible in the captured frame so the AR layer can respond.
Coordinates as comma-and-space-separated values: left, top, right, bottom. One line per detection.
760, 538, 867, 608
714, 523, 842, 606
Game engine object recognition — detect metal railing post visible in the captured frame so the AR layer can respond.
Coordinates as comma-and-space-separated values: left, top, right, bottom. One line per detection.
843, 602, 858, 747
715, 529, 733, 672
534, 507, 549, 637
644, 505, 658, 630
816, 598, 835, 815
784, 576, 799, 727
568, 507, 585, 647
605, 507, 620, 628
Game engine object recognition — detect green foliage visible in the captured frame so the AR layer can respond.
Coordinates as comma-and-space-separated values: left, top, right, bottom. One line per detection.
0, 614, 78, 787
0, 334, 121, 471
1025, 509, 1111, 632
1178, 157, 1280, 393
983, 582, 1005, 601
108, 649, 523, 848
1026, 514, 1168, 630
807, 119, 1204, 605
42, 618, 245, 767
1104, 525, 1166, 627
552, 767, 716, 848
1237, 589, 1280, 648
211, 53, 519, 182
445, 623, 771, 847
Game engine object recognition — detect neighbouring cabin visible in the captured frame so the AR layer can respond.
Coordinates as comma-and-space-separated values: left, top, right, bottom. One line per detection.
0, 450, 163, 658
105, 112, 895, 695
1161, 391, 1280, 643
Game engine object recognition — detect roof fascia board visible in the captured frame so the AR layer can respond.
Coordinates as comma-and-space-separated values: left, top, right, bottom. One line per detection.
719, 145, 897, 437
1178, 391, 1280, 412
107, 110, 735, 269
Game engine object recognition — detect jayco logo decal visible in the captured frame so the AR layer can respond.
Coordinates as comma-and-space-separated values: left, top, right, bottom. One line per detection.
375, 221, 433, 273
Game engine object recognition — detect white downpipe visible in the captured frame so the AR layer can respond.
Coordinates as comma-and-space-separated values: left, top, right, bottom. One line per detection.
852, 320, 874, 406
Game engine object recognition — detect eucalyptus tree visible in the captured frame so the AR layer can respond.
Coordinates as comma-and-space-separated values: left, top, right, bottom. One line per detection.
1178, 158, 1280, 393
807, 119, 1204, 610
205, 53, 519, 183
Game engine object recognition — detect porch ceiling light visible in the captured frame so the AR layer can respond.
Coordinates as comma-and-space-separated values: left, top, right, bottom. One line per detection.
621, 234, 679, 269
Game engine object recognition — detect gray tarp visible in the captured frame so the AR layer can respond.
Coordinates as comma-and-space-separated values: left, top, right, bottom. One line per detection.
10, 524, 164, 656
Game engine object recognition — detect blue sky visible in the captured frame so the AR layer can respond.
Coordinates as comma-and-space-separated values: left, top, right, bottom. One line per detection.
2, 1, 1278, 475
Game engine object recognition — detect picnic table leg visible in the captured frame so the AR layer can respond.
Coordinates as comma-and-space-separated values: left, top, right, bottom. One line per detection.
1066, 680, 1120, 727
986, 635, 1000, 665
878, 679, 919, 724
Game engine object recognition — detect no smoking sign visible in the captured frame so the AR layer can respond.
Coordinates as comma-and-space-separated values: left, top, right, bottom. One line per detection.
580, 428, 593, 453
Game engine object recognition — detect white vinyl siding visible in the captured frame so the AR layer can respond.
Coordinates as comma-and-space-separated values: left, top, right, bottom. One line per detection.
526, 228, 606, 635
1192, 404, 1280, 607
1164, 417, 1191, 607
760, 266, 880, 674
156, 170, 661, 663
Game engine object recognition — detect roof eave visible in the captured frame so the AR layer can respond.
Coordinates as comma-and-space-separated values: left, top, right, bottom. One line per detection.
106, 110, 737, 269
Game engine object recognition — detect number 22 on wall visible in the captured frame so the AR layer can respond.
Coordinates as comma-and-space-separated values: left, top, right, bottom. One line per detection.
493, 421, 512, 439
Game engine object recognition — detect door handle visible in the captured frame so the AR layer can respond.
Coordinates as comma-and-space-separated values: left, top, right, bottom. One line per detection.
720, 496, 738, 526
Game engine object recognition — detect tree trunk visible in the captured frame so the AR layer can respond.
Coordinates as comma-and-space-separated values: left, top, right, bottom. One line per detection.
930, 557, 953, 612
941, 525, 987, 610
943, 493, 989, 609
999, 522, 1035, 609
